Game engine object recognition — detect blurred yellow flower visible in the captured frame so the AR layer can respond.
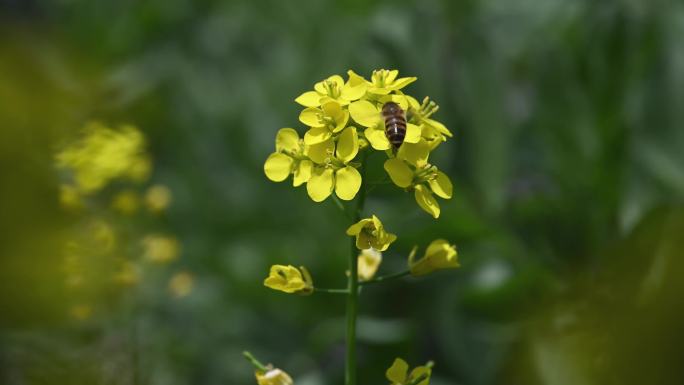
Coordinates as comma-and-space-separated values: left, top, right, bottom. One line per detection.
255, 368, 294, 385
263, 265, 313, 295
55, 122, 151, 193
264, 128, 313, 186
386, 358, 432, 385
113, 260, 140, 286
145, 184, 172, 213
169, 271, 194, 298
70, 304, 92, 321
142, 235, 180, 264
111, 189, 140, 215
358, 248, 382, 281
409, 239, 459, 277
59, 184, 82, 210
346, 215, 397, 251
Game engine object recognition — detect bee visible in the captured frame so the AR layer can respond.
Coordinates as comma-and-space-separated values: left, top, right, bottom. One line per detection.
382, 102, 407, 150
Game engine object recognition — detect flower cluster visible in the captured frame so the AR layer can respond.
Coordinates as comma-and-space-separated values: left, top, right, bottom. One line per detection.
264, 70, 454, 217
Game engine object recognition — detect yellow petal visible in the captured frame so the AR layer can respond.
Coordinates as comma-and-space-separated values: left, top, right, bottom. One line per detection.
295, 91, 322, 107
406, 95, 421, 110
329, 74, 344, 88
332, 110, 350, 133
408, 366, 431, 385
364, 127, 391, 151
403, 123, 421, 144
386, 70, 399, 84
293, 159, 313, 187
334, 166, 362, 201
358, 248, 382, 281
349, 100, 381, 127
389, 76, 417, 90
336, 126, 359, 163
425, 118, 452, 137
275, 128, 300, 153
346, 218, 372, 236
306, 167, 334, 202
341, 82, 367, 101
386, 358, 409, 383
429, 170, 453, 199
397, 140, 430, 167
264, 153, 293, 182
380, 94, 409, 111
306, 138, 334, 164
322, 100, 344, 121
414, 184, 440, 218
384, 158, 413, 188
304, 127, 332, 145
299, 107, 324, 127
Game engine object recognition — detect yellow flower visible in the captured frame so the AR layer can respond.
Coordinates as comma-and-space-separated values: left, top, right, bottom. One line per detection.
358, 248, 382, 281
300, 99, 350, 145
406, 96, 452, 150
295, 73, 367, 107
409, 239, 459, 276
348, 98, 421, 151
169, 271, 194, 298
255, 368, 294, 385
264, 128, 313, 186
386, 358, 432, 385
142, 235, 180, 264
305, 126, 361, 202
346, 215, 397, 251
145, 184, 172, 212
111, 189, 140, 215
367, 69, 417, 95
56, 122, 151, 193
383, 157, 452, 219
264, 265, 313, 295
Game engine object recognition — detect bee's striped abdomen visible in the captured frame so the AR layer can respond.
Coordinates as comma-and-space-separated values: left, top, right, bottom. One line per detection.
382, 102, 406, 150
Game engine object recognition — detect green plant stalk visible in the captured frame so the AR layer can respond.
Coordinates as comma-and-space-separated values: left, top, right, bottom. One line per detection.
346, 155, 367, 385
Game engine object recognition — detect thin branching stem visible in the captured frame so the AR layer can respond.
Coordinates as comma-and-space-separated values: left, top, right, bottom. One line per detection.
314, 287, 349, 294
359, 270, 411, 286
242, 351, 269, 372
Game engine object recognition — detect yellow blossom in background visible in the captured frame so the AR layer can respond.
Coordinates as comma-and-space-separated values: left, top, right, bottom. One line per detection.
358, 248, 382, 281
346, 215, 397, 251
113, 260, 140, 286
386, 358, 432, 385
55, 122, 151, 193
255, 368, 294, 385
145, 184, 172, 212
264, 128, 313, 186
59, 184, 82, 210
142, 235, 180, 264
169, 271, 194, 298
409, 239, 459, 277
263, 265, 313, 295
70, 304, 92, 321
111, 189, 140, 215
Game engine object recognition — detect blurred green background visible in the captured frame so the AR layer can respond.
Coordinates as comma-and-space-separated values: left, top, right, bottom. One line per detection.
2, 0, 684, 384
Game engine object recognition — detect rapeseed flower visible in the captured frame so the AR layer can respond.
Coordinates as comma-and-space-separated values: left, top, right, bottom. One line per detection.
409, 239, 459, 276
169, 271, 194, 298
346, 215, 397, 251
145, 184, 172, 213
300, 100, 349, 144
264, 128, 313, 186
386, 358, 432, 385
264, 265, 313, 295
295, 73, 366, 107
306, 126, 361, 202
384, 157, 452, 218
255, 368, 294, 385
142, 235, 180, 264
406, 96, 452, 150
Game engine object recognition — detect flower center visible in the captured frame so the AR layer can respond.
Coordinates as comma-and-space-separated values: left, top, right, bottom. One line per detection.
323, 80, 341, 98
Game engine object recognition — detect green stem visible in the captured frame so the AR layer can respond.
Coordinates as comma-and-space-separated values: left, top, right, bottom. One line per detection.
346, 153, 367, 385
242, 351, 269, 372
359, 270, 411, 286
314, 287, 349, 294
